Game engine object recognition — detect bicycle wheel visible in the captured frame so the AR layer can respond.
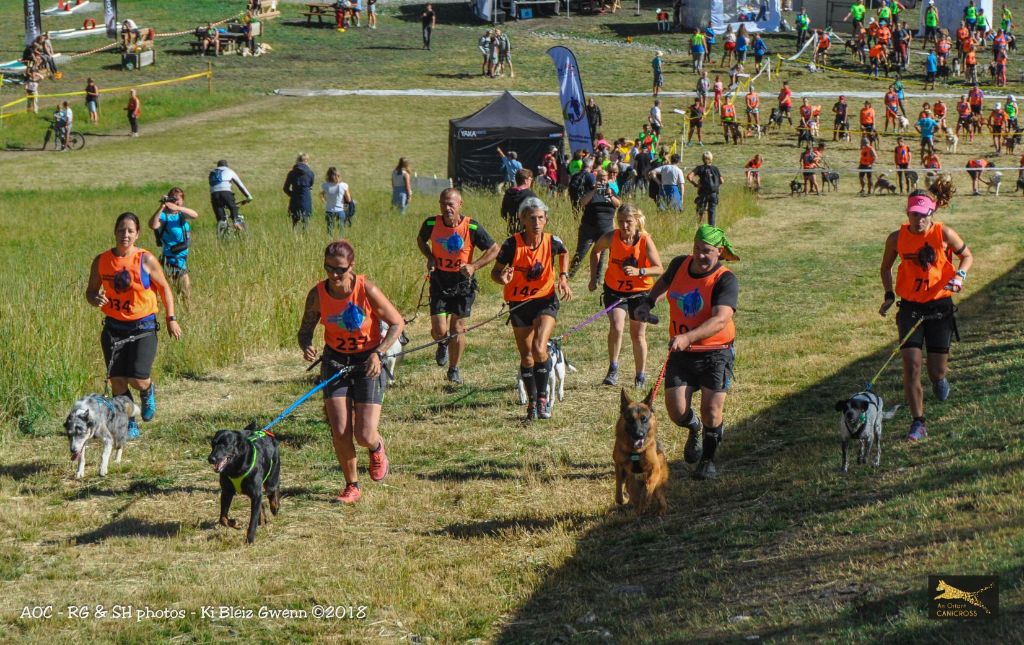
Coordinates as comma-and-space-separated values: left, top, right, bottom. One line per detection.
69, 131, 85, 151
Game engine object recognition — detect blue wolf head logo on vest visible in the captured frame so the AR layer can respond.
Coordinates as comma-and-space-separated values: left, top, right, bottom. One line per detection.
440, 232, 465, 254
113, 269, 132, 293
670, 288, 704, 317
526, 261, 544, 282
328, 302, 367, 332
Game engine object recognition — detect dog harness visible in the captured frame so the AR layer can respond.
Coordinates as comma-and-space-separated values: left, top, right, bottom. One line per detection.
629, 452, 644, 474
228, 430, 276, 495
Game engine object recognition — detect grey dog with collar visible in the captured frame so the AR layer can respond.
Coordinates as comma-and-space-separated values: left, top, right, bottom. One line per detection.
834, 391, 900, 473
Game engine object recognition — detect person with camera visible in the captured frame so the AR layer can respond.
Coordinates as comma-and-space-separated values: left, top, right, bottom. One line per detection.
686, 151, 724, 226
500, 168, 537, 237
283, 153, 315, 230
569, 168, 621, 278
209, 160, 253, 237
149, 187, 199, 305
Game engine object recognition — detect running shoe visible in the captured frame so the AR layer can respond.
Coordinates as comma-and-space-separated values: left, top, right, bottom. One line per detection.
333, 482, 361, 504
602, 365, 619, 386
537, 397, 552, 420
435, 341, 449, 367
127, 417, 141, 440
447, 367, 463, 385
368, 441, 389, 481
692, 459, 717, 480
932, 378, 950, 401
906, 419, 928, 441
684, 421, 704, 464
525, 402, 538, 422
634, 373, 647, 388
141, 384, 156, 421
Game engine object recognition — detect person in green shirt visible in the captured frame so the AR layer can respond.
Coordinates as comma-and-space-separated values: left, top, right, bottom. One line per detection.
795, 8, 811, 49
1006, 95, 1018, 129
878, 3, 891, 26
844, 0, 866, 37
923, 0, 940, 49
975, 9, 988, 37
965, 1, 977, 31
1001, 5, 1012, 33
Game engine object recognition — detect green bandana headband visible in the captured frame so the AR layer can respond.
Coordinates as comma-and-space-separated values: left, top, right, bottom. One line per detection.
695, 225, 739, 261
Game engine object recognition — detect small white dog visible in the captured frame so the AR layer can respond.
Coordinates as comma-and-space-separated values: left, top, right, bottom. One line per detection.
953, 58, 962, 77
983, 171, 1003, 195
516, 341, 576, 407
944, 127, 959, 153
64, 394, 140, 479
896, 114, 910, 132
834, 391, 900, 473
380, 322, 408, 385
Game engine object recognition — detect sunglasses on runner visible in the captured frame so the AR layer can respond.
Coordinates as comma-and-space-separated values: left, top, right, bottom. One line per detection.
324, 264, 351, 275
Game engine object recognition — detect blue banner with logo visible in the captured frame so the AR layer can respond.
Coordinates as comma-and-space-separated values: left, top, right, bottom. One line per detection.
547, 46, 592, 155
104, 0, 118, 39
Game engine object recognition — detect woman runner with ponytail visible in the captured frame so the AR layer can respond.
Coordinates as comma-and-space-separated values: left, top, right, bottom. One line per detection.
587, 204, 664, 388
879, 176, 973, 441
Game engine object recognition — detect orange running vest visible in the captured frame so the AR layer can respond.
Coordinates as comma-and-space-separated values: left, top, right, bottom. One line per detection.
98, 247, 158, 322
605, 230, 654, 293
429, 216, 474, 272
317, 276, 383, 353
504, 233, 556, 302
895, 223, 955, 303
667, 257, 735, 350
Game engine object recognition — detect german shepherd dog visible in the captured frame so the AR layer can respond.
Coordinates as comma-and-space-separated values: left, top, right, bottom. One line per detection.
613, 389, 668, 516
208, 424, 281, 544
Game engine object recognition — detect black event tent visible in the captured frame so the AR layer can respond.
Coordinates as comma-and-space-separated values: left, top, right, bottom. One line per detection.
448, 92, 564, 187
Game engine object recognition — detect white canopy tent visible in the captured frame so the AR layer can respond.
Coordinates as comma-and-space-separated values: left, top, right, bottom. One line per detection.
679, 0, 783, 34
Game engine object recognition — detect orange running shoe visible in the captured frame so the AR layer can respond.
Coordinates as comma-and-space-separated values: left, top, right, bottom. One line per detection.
333, 482, 361, 504
368, 441, 389, 481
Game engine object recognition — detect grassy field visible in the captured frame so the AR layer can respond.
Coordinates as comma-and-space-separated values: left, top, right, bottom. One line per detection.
2, 0, 1024, 642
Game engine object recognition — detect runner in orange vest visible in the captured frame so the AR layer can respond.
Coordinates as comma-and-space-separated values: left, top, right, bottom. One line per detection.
720, 97, 740, 145
894, 136, 913, 193
884, 86, 900, 132
744, 154, 763, 190
86, 212, 182, 439
860, 100, 877, 144
879, 177, 973, 441
987, 103, 1008, 154
932, 99, 947, 129
966, 157, 993, 194
956, 95, 975, 141
858, 138, 877, 194
491, 197, 573, 421
745, 87, 760, 128
647, 224, 740, 480
416, 188, 500, 384
587, 204, 664, 388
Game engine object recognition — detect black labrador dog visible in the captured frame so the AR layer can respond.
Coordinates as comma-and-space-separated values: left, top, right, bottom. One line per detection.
208, 423, 281, 544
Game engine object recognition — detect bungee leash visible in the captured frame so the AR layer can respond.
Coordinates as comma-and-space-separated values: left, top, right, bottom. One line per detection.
649, 353, 671, 401
865, 307, 948, 391
555, 293, 647, 346
259, 365, 356, 434
103, 327, 157, 396
393, 299, 533, 359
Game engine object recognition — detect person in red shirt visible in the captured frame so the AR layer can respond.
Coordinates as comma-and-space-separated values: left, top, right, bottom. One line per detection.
894, 136, 913, 193
878, 177, 973, 441
868, 42, 886, 78
778, 80, 793, 126
923, 151, 941, 169
858, 137, 877, 195
956, 94, 975, 141
744, 154, 763, 190
966, 157, 992, 194
745, 87, 760, 128
800, 144, 820, 195
988, 103, 1008, 154
884, 86, 900, 132
933, 99, 947, 130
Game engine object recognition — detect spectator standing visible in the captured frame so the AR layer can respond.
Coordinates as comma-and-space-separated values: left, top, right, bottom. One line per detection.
497, 147, 523, 187
686, 151, 723, 226
569, 168, 621, 277
125, 89, 141, 137
283, 153, 316, 230
367, 0, 377, 28
25, 74, 38, 114
421, 4, 436, 50
501, 168, 538, 236
586, 97, 603, 144
651, 153, 685, 211
652, 50, 664, 97
322, 166, 353, 236
85, 78, 99, 124
649, 99, 663, 136
392, 157, 413, 214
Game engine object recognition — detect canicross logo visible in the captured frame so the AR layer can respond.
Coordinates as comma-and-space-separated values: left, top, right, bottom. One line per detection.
113, 269, 132, 293
526, 261, 544, 282
328, 302, 367, 332
670, 289, 704, 317
439, 232, 465, 254
913, 242, 938, 270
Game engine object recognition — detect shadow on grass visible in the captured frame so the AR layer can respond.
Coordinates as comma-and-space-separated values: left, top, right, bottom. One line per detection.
431, 512, 598, 539
417, 458, 607, 482
72, 518, 181, 544
0, 460, 52, 480
497, 260, 1024, 641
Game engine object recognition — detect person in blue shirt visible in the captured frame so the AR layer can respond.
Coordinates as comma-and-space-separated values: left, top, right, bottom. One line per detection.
703, 23, 716, 64
652, 51, 664, 97
148, 187, 199, 303
924, 49, 938, 90
915, 109, 939, 158
497, 147, 523, 186
752, 33, 769, 67
735, 28, 748, 63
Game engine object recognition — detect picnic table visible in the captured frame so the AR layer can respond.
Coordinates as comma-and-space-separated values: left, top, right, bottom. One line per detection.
302, 2, 336, 25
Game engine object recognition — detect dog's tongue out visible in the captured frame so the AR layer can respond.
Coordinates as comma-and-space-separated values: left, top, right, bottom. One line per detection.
213, 458, 229, 473
633, 438, 645, 450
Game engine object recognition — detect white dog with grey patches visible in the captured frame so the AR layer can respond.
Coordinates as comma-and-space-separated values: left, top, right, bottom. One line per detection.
64, 394, 140, 479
